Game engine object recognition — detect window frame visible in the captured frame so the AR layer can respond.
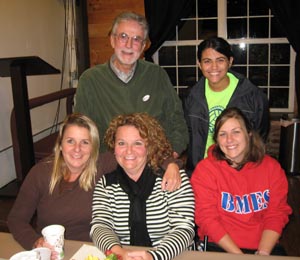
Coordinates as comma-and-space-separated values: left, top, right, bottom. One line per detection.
152, 0, 296, 113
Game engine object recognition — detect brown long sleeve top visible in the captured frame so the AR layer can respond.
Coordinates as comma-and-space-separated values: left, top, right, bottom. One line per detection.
7, 152, 117, 250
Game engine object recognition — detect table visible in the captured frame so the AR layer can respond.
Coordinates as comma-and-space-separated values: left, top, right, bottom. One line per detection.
1, 232, 299, 260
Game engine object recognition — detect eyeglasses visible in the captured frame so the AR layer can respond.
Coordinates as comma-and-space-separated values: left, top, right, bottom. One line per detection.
113, 32, 145, 46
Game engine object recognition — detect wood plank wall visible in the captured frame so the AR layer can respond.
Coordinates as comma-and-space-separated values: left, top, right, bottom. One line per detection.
87, 0, 145, 66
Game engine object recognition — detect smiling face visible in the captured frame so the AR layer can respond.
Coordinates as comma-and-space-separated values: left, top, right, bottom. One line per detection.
217, 117, 249, 165
61, 125, 92, 176
198, 48, 233, 91
114, 125, 148, 181
110, 20, 146, 73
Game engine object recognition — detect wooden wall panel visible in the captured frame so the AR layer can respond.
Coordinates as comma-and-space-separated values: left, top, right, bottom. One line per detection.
87, 0, 145, 66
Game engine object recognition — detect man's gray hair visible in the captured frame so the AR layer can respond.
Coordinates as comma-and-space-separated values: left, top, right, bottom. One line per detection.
110, 12, 149, 40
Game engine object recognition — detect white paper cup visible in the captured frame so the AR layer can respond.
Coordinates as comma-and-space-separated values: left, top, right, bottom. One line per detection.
32, 247, 51, 260
41, 224, 65, 260
10, 250, 39, 260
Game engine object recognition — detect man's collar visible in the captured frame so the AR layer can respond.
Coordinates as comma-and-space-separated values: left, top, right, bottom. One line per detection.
110, 55, 137, 83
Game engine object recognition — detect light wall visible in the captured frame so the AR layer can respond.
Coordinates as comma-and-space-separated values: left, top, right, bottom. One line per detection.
0, 0, 70, 187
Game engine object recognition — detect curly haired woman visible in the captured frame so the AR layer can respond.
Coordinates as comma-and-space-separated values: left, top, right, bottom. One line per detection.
91, 113, 195, 260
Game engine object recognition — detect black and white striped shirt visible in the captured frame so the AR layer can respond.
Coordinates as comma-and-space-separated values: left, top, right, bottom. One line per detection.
91, 169, 195, 260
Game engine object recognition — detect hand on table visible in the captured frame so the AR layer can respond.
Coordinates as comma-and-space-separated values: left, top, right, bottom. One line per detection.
33, 237, 58, 260
127, 250, 153, 260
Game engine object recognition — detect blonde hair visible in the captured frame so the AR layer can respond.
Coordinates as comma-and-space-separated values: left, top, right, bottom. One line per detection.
49, 113, 99, 193
105, 113, 172, 171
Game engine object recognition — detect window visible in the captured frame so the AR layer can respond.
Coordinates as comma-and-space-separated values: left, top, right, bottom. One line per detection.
154, 0, 295, 113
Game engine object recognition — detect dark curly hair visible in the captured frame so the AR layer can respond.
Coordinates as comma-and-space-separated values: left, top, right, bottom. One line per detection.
105, 113, 172, 171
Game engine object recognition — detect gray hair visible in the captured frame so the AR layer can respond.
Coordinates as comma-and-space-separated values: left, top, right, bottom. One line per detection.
110, 12, 149, 40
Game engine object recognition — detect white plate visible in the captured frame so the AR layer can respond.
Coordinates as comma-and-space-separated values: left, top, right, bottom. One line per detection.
70, 244, 106, 260
10, 251, 38, 260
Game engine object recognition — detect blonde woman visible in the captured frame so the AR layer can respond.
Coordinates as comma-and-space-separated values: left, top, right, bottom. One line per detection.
8, 113, 181, 255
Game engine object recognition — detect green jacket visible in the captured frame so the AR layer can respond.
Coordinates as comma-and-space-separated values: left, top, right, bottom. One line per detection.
75, 59, 188, 154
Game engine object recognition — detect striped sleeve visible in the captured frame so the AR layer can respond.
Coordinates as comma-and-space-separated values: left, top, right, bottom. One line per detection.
148, 170, 195, 260
91, 170, 195, 260
90, 176, 121, 251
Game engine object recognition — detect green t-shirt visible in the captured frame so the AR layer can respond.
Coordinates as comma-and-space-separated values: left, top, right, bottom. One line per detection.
204, 72, 239, 157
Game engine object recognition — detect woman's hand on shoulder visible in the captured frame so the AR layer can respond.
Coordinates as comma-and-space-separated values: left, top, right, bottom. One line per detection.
161, 162, 181, 191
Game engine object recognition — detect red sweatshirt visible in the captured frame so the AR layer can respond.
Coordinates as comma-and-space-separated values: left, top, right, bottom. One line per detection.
191, 149, 292, 249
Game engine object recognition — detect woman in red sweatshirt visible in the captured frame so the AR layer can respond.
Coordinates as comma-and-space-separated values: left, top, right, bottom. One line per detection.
191, 107, 292, 255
